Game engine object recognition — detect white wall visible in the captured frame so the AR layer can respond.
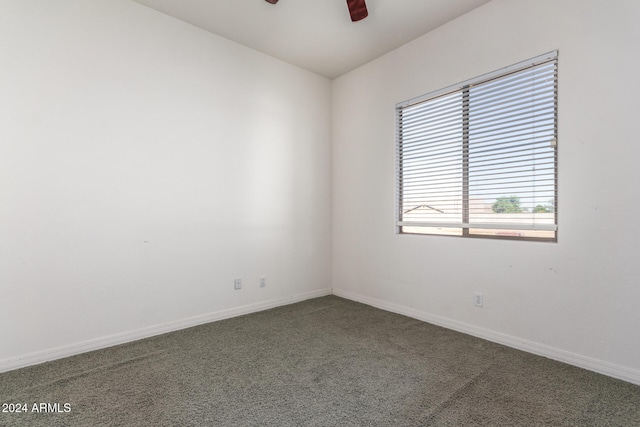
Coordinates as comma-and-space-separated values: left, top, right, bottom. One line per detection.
332, 0, 640, 384
0, 0, 332, 368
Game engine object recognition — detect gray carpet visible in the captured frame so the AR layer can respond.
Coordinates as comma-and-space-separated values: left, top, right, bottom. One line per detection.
1, 296, 639, 426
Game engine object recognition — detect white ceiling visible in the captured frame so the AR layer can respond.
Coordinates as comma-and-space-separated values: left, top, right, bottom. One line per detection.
132, 0, 491, 79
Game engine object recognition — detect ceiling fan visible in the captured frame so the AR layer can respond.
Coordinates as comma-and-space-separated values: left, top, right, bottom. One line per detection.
264, 0, 368, 22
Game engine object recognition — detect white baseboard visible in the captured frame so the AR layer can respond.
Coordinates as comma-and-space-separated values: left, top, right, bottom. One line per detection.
0, 288, 332, 373
333, 288, 640, 386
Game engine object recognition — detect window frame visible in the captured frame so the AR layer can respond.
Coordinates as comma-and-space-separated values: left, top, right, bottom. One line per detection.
395, 51, 558, 242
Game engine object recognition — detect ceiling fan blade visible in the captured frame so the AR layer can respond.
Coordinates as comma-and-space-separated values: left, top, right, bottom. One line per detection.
346, 0, 368, 22
265, 0, 368, 22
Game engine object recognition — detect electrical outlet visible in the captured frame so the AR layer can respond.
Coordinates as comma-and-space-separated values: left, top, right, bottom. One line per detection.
234, 278, 242, 290
474, 292, 483, 307
259, 277, 266, 288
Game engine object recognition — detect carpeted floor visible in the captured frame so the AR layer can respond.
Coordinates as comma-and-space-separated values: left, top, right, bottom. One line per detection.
1, 296, 639, 426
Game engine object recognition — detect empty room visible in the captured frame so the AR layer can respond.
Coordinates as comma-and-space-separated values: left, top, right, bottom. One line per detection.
1, 0, 639, 425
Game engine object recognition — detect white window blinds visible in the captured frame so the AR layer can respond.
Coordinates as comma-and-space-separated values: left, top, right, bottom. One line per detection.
396, 51, 558, 241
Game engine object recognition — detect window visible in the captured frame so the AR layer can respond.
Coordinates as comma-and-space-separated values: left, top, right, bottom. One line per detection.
395, 51, 557, 241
